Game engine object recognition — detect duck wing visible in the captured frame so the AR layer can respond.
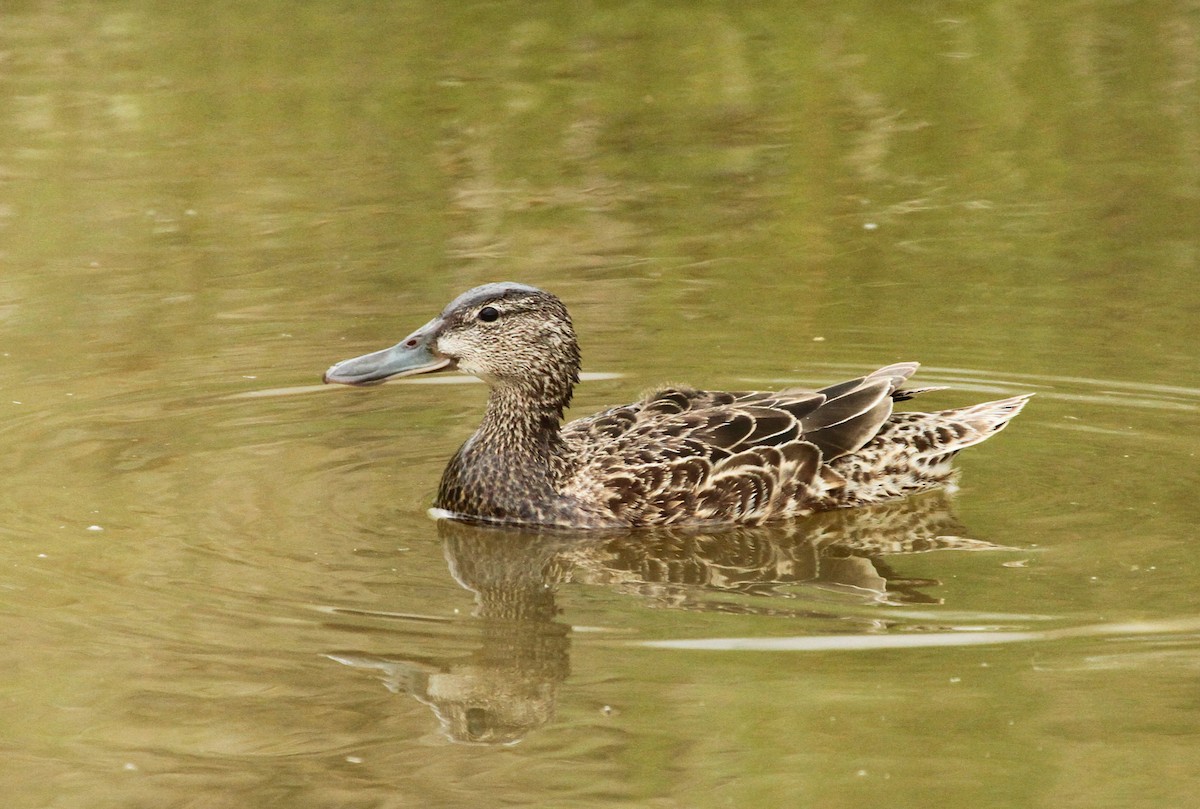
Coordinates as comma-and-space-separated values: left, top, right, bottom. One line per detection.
560, 363, 922, 525
802, 361, 921, 460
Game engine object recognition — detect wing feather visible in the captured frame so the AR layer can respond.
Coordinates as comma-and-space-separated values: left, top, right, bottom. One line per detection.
559, 363, 937, 524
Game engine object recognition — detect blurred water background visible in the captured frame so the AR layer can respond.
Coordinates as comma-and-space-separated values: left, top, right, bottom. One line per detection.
1, 3, 1199, 807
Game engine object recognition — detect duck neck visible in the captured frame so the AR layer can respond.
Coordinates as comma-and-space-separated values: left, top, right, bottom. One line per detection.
478, 381, 570, 471
435, 377, 576, 522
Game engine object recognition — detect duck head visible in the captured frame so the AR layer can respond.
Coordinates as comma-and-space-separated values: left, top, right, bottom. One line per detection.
323, 282, 581, 406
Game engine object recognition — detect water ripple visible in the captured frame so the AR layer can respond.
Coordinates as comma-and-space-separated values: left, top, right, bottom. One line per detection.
638, 615, 1200, 652
748, 363, 1200, 413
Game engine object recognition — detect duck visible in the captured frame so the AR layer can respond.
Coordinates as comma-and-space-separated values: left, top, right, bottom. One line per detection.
323, 282, 1031, 529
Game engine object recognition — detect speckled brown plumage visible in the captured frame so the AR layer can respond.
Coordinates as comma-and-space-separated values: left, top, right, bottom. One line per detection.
323, 282, 1032, 528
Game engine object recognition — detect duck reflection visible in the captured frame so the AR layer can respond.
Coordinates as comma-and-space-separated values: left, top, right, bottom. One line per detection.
328, 491, 1012, 745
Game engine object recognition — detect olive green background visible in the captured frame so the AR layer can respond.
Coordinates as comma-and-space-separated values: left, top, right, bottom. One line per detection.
1, 2, 1197, 807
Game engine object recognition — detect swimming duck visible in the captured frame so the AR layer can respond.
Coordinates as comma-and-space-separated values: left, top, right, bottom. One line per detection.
323, 282, 1031, 528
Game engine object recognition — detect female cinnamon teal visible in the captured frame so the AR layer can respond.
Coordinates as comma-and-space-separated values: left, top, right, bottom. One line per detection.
323, 282, 1031, 528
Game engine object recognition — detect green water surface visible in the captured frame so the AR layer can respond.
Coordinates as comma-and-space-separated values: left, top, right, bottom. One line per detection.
1, 3, 1198, 807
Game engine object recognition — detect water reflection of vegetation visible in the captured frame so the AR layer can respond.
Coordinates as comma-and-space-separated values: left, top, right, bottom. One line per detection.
3, 2, 1198, 392
330, 492, 1014, 745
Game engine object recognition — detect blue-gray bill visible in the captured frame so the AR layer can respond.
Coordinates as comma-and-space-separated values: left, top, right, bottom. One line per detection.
323, 318, 454, 385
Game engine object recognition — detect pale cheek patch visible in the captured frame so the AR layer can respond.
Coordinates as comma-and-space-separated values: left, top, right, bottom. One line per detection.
435, 332, 469, 360
437, 332, 496, 380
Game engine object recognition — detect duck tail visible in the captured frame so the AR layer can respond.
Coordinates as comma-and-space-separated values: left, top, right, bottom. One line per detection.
939, 393, 1034, 447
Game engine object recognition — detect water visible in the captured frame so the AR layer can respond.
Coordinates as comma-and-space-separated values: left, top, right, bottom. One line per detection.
2, 2, 1199, 807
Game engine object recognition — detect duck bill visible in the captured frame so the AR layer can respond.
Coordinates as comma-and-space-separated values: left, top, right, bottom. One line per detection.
323, 319, 454, 385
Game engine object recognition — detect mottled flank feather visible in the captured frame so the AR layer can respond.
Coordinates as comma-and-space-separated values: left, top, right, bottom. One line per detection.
559, 363, 1030, 525
324, 283, 1032, 528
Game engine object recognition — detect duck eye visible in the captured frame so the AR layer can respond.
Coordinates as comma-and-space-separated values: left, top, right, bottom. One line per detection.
478, 306, 499, 323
